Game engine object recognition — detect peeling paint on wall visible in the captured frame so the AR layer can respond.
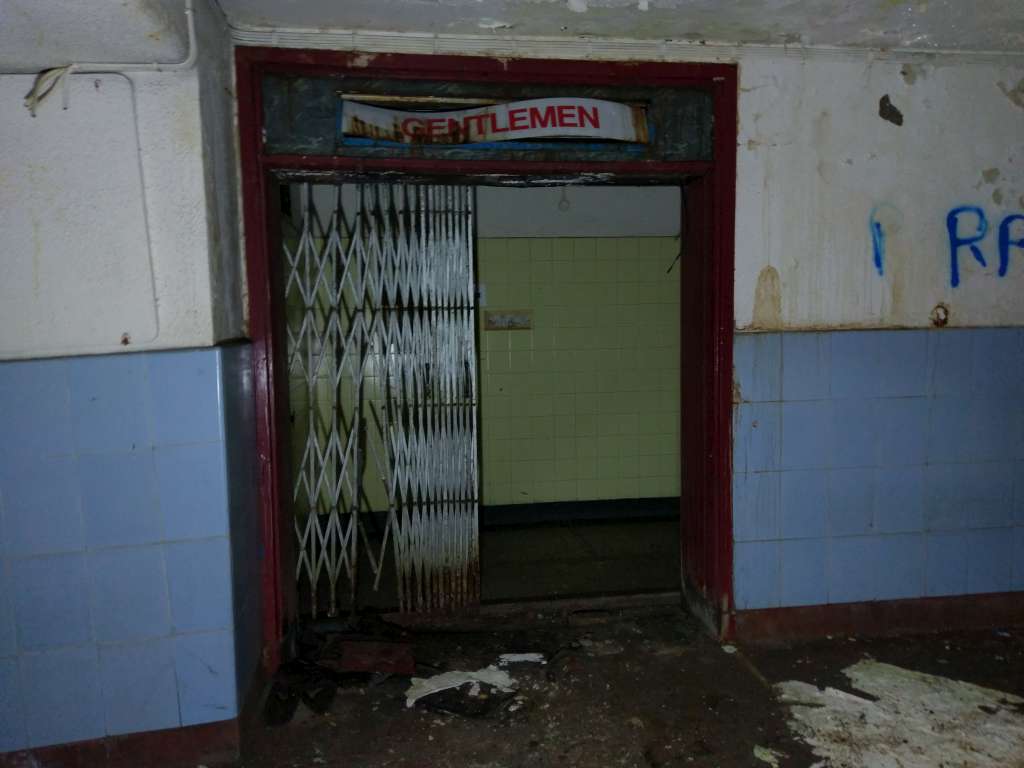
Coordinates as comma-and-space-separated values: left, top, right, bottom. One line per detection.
751, 266, 782, 329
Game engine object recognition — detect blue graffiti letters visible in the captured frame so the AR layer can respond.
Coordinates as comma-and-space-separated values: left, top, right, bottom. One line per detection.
870, 216, 886, 276
998, 214, 1024, 278
947, 206, 989, 287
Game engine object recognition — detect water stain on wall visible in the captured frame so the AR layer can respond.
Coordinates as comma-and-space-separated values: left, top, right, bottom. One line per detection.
982, 167, 1001, 184
997, 79, 1024, 110
751, 265, 782, 328
899, 64, 927, 85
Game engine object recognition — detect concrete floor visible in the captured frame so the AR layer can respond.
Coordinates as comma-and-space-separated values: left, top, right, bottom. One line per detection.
481, 518, 680, 603
316, 517, 681, 612
239, 605, 1024, 768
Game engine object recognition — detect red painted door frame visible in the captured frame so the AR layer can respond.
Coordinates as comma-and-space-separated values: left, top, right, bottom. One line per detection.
235, 46, 737, 669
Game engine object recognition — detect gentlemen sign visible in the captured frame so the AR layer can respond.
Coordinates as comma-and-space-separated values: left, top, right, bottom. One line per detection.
340, 97, 648, 145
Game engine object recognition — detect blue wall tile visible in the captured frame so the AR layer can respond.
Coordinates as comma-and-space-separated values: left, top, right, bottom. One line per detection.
88, 547, 170, 643
0, 562, 16, 658
1014, 464, 1024, 525
970, 328, 1023, 399
830, 399, 877, 468
733, 403, 781, 473
923, 464, 969, 531
735, 328, 1024, 610
147, 350, 223, 446
961, 463, 1015, 529
0, 455, 82, 556
0, 657, 26, 752
80, 451, 162, 549
874, 467, 925, 533
98, 640, 180, 736
10, 554, 92, 650
779, 538, 827, 606
174, 632, 238, 726
732, 471, 779, 542
930, 398, 1020, 464
828, 468, 875, 537
828, 537, 878, 603
966, 528, 1013, 594
20, 646, 104, 748
165, 538, 233, 633
925, 398, 970, 464
733, 333, 781, 403
781, 401, 833, 470
1013, 528, 1024, 591
875, 399, 929, 467
733, 541, 780, 610
876, 331, 928, 397
0, 347, 249, 747
779, 470, 827, 539
155, 443, 229, 540
830, 332, 879, 399
0, 359, 73, 460
69, 354, 151, 455
924, 531, 968, 597
928, 329, 974, 398
874, 534, 925, 600
781, 332, 831, 401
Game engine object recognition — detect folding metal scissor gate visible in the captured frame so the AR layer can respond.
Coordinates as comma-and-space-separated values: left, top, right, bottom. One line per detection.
282, 182, 479, 616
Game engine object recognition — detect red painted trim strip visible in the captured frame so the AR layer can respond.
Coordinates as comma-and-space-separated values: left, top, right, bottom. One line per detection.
263, 154, 713, 179
0, 719, 238, 768
735, 592, 1024, 643
711, 69, 738, 626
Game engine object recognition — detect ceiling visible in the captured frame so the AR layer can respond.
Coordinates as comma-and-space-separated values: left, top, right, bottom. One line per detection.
0, 0, 189, 72
0, 0, 1022, 73
219, 0, 1024, 52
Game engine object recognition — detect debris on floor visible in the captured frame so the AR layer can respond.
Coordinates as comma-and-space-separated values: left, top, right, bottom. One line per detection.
777, 659, 1024, 767
577, 637, 624, 656
240, 607, 1024, 768
405, 666, 517, 708
498, 652, 547, 666
263, 618, 413, 726
752, 744, 783, 766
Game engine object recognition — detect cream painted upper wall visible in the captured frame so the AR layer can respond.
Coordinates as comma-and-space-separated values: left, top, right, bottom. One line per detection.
0, 0, 241, 361
3, 3, 1023, 360
735, 54, 1024, 329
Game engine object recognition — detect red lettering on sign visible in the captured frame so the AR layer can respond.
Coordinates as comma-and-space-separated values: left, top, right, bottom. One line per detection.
465, 114, 487, 137
426, 118, 447, 136
578, 105, 600, 129
529, 106, 557, 128
508, 108, 528, 130
489, 112, 509, 133
557, 105, 578, 128
401, 117, 426, 136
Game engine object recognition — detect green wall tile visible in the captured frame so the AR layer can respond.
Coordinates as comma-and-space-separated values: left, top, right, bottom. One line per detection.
479, 236, 680, 506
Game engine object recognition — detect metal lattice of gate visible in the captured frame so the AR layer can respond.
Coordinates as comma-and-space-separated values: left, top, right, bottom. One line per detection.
282, 183, 479, 616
